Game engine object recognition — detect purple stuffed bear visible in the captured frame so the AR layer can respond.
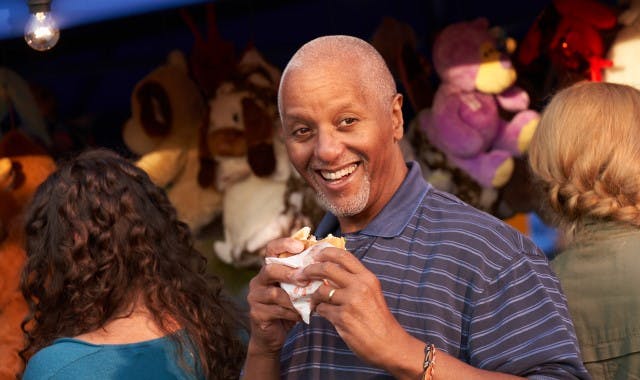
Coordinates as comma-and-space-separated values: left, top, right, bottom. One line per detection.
421, 18, 539, 188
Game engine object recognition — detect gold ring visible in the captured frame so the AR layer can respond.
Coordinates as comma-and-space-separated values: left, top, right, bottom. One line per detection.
328, 288, 336, 302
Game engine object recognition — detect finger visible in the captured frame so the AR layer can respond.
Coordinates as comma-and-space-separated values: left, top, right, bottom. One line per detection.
319, 285, 340, 304
322, 278, 338, 288
247, 280, 303, 324
311, 246, 366, 275
302, 260, 354, 289
250, 300, 302, 323
253, 262, 306, 286
248, 281, 297, 310
310, 283, 341, 310
265, 237, 305, 258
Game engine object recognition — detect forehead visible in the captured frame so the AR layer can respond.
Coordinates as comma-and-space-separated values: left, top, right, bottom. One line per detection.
280, 62, 372, 109
285, 59, 357, 87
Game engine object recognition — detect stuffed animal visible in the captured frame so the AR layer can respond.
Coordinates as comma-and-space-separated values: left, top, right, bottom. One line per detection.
370, 18, 546, 220
122, 50, 222, 234
518, 0, 617, 85
421, 18, 539, 189
0, 130, 56, 379
370, 18, 497, 212
200, 47, 314, 266
0, 67, 51, 147
604, 0, 640, 88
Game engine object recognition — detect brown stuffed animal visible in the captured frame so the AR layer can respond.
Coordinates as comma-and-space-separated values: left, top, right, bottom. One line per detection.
0, 130, 56, 379
198, 47, 280, 192
122, 50, 223, 234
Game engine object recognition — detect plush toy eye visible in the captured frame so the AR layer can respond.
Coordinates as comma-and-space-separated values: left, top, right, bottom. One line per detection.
479, 43, 498, 60
232, 113, 240, 123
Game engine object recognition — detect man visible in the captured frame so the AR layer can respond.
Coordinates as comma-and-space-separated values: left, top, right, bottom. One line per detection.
242, 35, 590, 379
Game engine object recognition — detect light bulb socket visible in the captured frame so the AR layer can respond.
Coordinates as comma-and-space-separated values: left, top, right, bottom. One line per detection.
27, 0, 51, 14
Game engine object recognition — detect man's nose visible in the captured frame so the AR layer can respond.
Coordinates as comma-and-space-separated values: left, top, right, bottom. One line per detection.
314, 126, 342, 162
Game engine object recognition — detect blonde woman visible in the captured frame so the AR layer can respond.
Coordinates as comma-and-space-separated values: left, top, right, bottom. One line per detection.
529, 81, 640, 379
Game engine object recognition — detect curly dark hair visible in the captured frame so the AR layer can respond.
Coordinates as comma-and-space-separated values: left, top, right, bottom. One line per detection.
20, 148, 246, 379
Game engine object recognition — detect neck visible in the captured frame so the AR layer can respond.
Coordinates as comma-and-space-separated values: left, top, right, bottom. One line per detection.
74, 301, 179, 345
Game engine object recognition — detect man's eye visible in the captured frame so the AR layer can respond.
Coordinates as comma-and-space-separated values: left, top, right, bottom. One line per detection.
292, 127, 311, 137
339, 117, 358, 127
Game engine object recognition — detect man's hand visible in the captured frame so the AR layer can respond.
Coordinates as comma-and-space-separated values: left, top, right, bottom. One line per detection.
301, 246, 410, 369
245, 237, 305, 356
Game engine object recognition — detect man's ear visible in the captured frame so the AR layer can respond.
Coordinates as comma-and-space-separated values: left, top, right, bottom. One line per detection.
391, 93, 404, 141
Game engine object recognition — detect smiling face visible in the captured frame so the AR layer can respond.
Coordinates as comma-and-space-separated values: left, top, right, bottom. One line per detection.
279, 50, 406, 232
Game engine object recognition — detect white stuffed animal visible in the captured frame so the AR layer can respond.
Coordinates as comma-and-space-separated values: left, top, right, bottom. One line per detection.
201, 48, 311, 266
604, 0, 640, 88
213, 137, 301, 266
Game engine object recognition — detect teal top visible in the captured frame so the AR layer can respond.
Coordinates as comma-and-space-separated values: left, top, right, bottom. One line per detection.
23, 334, 202, 380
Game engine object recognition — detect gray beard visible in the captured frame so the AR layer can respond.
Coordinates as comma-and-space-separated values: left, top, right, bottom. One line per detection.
313, 173, 371, 218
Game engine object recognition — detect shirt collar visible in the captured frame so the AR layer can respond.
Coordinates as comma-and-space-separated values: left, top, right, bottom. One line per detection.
315, 161, 430, 238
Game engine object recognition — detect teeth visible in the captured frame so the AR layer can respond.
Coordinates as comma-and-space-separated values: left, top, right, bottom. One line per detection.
320, 164, 357, 180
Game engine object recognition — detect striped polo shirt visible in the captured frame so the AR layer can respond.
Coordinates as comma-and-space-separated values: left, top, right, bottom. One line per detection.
279, 161, 590, 379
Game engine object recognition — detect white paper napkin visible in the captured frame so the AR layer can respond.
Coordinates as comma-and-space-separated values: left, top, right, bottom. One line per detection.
264, 241, 332, 324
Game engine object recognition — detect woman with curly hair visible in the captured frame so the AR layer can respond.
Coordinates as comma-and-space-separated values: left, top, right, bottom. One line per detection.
20, 148, 246, 379
528, 81, 640, 379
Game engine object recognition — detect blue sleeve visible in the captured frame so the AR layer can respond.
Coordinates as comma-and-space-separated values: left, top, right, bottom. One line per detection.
23, 349, 57, 380
468, 244, 591, 379
22, 340, 100, 380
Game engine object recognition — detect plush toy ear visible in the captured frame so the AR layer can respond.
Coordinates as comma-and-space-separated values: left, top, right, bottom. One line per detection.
371, 17, 434, 113
135, 80, 172, 137
242, 97, 275, 177
517, 15, 543, 65
180, 3, 237, 97
197, 156, 218, 188
197, 102, 217, 188
398, 42, 434, 112
167, 49, 189, 73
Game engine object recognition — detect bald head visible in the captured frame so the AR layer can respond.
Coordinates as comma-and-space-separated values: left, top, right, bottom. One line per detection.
278, 35, 397, 115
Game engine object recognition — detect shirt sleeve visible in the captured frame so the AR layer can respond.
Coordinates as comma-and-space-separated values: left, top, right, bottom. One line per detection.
23, 350, 56, 380
467, 246, 591, 379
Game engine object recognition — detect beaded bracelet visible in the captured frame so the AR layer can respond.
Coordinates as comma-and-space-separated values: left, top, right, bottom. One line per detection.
421, 343, 436, 380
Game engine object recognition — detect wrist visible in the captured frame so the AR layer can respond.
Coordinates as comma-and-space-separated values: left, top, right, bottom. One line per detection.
247, 338, 282, 359
377, 334, 426, 380
242, 339, 282, 380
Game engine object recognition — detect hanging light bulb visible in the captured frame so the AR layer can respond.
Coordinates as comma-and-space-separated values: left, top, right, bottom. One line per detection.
24, 0, 60, 51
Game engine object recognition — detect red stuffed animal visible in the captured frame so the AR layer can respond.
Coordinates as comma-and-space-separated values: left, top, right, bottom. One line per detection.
518, 0, 617, 82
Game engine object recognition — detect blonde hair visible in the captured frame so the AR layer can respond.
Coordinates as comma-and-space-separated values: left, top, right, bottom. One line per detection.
277, 35, 397, 115
529, 81, 640, 231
